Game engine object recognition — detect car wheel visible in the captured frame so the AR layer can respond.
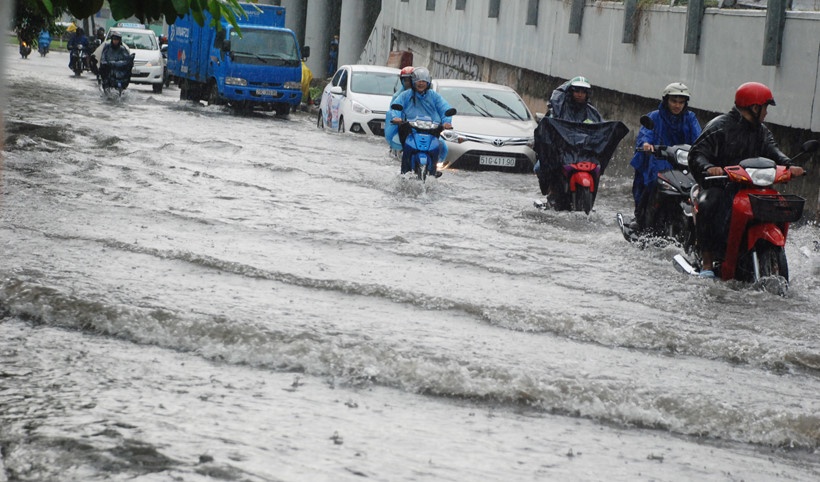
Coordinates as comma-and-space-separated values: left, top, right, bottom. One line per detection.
338, 115, 345, 133
153, 83, 163, 94
317, 110, 324, 129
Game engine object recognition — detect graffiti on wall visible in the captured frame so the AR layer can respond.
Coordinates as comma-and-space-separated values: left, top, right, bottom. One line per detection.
360, 21, 392, 65
432, 48, 480, 81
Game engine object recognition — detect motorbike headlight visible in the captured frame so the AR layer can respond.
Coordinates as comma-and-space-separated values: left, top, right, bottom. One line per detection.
410, 119, 438, 130
675, 149, 689, 167
747, 167, 776, 187
225, 77, 247, 86
351, 100, 371, 115
284, 81, 301, 90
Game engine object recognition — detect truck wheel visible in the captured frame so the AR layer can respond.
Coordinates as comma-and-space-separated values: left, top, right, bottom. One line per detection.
208, 82, 222, 106
179, 79, 188, 100
153, 83, 163, 94
274, 103, 289, 116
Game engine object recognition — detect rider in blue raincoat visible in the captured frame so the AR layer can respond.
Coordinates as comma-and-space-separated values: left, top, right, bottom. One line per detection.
389, 67, 453, 176
385, 66, 415, 152
629, 82, 701, 229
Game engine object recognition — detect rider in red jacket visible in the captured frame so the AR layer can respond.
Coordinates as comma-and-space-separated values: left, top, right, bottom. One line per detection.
687, 82, 804, 278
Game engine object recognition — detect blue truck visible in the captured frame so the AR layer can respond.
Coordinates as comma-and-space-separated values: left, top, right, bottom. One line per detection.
167, 3, 309, 114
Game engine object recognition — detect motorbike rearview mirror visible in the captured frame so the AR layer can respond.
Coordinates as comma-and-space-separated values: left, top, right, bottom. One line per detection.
444, 108, 457, 117
800, 139, 819, 154
639, 115, 654, 130
391, 104, 403, 111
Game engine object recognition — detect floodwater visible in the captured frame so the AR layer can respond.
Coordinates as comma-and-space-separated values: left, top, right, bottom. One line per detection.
2, 46, 820, 481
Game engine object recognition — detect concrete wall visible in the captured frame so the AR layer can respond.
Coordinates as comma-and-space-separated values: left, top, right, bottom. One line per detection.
373, 0, 820, 133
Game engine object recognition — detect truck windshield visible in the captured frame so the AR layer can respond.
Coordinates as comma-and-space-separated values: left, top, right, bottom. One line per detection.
350, 72, 402, 96
229, 29, 299, 66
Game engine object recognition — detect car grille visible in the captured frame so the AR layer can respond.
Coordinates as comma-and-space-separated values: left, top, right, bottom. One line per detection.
449, 150, 534, 173
367, 119, 385, 136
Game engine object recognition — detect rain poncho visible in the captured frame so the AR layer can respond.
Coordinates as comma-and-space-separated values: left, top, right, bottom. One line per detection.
534, 117, 629, 179
548, 81, 603, 123
629, 102, 701, 203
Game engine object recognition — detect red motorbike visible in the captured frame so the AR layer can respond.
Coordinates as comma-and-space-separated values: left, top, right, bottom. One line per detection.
674, 140, 819, 291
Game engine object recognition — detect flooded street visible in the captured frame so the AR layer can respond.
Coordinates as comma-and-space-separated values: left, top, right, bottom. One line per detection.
2, 46, 820, 481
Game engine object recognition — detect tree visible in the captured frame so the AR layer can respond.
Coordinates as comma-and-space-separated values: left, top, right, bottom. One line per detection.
13, 0, 243, 42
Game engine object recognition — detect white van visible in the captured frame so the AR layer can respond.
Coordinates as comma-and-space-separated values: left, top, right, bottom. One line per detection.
93, 23, 164, 93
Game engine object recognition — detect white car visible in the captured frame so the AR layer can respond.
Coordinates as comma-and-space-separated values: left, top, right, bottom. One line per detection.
318, 65, 401, 136
93, 23, 165, 93
433, 79, 537, 172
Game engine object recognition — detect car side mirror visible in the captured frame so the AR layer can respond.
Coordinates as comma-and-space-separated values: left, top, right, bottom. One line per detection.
221, 40, 231, 52
301, 46, 310, 59
639, 115, 654, 130
391, 103, 403, 111
330, 85, 344, 95
444, 108, 457, 116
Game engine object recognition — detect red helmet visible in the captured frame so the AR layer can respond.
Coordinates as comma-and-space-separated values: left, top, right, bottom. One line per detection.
400, 66, 414, 79
735, 82, 776, 108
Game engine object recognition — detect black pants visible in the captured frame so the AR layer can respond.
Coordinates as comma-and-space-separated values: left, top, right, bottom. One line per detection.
695, 185, 737, 257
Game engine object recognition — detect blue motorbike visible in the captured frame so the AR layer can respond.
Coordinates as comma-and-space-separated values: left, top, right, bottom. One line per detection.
391, 104, 456, 181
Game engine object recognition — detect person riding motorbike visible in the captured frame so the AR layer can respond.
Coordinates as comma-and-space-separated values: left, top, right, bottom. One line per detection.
535, 76, 604, 199
688, 82, 804, 278
628, 82, 702, 231
67, 28, 90, 70
389, 67, 454, 177
385, 66, 415, 152
99, 31, 133, 91
37, 29, 51, 56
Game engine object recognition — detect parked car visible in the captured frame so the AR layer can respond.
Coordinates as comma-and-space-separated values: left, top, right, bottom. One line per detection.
92, 23, 165, 93
318, 65, 401, 136
433, 79, 537, 173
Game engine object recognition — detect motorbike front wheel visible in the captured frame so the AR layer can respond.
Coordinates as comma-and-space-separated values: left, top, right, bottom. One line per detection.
573, 186, 593, 214
756, 245, 789, 282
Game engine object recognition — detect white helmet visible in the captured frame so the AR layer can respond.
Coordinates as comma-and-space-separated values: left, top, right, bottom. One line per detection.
663, 82, 690, 99
569, 76, 592, 90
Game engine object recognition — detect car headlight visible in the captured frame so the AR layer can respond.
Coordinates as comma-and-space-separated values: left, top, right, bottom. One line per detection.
526, 136, 535, 149
351, 100, 371, 115
225, 77, 247, 86
441, 130, 464, 143
747, 167, 776, 187
284, 81, 301, 90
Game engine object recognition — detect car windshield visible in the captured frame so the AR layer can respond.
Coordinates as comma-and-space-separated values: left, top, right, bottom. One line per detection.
350, 72, 401, 96
437, 86, 531, 121
229, 29, 299, 66
112, 31, 157, 50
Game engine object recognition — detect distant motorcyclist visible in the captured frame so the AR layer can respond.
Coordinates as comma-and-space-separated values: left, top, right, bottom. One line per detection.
535, 76, 604, 198
37, 29, 51, 56
385, 66, 415, 152
99, 32, 133, 90
389, 67, 454, 177
629, 82, 702, 231
548, 76, 602, 123
67, 28, 89, 70
688, 82, 804, 278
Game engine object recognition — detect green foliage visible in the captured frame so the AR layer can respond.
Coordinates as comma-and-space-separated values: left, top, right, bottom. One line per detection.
13, 1, 246, 36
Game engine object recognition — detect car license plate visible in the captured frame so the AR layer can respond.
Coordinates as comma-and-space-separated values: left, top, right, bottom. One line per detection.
479, 155, 516, 167
256, 89, 276, 96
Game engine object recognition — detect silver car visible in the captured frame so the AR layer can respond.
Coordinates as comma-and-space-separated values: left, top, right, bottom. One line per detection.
433, 79, 537, 172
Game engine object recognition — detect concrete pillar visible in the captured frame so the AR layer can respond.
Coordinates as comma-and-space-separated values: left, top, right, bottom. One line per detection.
338, 0, 369, 67
281, 0, 306, 48
305, 0, 333, 79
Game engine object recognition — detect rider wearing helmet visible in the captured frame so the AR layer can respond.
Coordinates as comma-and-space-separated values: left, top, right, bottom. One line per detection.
385, 66, 416, 151
628, 82, 702, 231
99, 31, 133, 89
67, 27, 89, 69
389, 67, 454, 177
548, 76, 602, 123
688, 82, 804, 278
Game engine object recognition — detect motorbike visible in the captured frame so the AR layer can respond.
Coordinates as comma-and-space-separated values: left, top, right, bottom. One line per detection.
674, 140, 820, 292
19, 41, 32, 59
38, 41, 49, 57
99, 53, 136, 97
533, 117, 629, 214
391, 104, 457, 182
69, 45, 89, 76
617, 115, 696, 252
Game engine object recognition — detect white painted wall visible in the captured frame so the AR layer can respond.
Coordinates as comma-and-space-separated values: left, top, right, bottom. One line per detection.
367, 0, 820, 132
